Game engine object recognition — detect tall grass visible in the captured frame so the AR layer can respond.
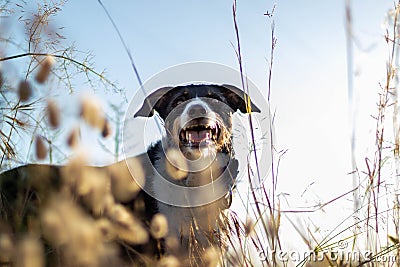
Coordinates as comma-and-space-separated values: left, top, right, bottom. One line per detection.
227, 1, 400, 267
225, 1, 282, 266
0, 1, 120, 170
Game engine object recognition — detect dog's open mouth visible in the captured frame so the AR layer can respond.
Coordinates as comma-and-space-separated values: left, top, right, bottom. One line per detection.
179, 119, 220, 147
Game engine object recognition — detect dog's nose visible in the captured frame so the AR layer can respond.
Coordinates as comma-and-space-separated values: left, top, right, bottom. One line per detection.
188, 104, 207, 117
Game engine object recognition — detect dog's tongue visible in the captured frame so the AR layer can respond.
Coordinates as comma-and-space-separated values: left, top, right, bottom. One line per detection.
187, 130, 211, 143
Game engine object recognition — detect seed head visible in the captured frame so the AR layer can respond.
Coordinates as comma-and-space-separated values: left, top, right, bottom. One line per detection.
109, 158, 144, 202
76, 167, 110, 215
41, 205, 68, 246
203, 247, 221, 267
35, 135, 47, 160
0, 70, 3, 88
67, 126, 80, 148
150, 213, 169, 239
18, 80, 32, 102
46, 99, 60, 128
0, 234, 13, 263
14, 236, 44, 267
95, 219, 115, 242
244, 217, 254, 236
165, 149, 188, 180
157, 256, 180, 267
101, 118, 111, 138
108, 204, 149, 245
35, 55, 55, 84
80, 96, 105, 130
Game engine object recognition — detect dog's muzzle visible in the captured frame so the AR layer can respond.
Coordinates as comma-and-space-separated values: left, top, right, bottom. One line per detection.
179, 118, 220, 147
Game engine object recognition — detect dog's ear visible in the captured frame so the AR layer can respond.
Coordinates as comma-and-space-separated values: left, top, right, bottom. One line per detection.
220, 84, 261, 113
134, 86, 174, 118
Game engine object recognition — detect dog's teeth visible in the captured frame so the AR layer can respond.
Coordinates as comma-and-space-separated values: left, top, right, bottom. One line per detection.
180, 119, 221, 147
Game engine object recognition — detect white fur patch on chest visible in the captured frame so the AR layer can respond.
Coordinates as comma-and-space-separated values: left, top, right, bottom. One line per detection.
151, 149, 228, 251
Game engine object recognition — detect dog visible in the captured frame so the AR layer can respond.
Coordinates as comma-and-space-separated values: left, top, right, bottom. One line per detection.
0, 83, 260, 266
133, 84, 260, 262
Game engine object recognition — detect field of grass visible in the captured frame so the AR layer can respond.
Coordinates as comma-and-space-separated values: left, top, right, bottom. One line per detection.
1, 1, 400, 266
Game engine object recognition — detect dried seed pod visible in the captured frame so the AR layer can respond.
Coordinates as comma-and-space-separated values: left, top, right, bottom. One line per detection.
108, 204, 149, 245
41, 197, 107, 267
0, 234, 13, 263
157, 256, 180, 267
80, 96, 105, 130
67, 219, 103, 267
150, 213, 168, 239
109, 158, 144, 202
41, 205, 69, 246
164, 236, 179, 252
203, 247, 221, 267
165, 149, 188, 180
14, 236, 44, 267
0, 70, 3, 88
35, 56, 54, 84
67, 126, 80, 148
244, 217, 254, 236
18, 80, 32, 102
35, 135, 47, 160
101, 118, 111, 138
76, 167, 110, 215
60, 151, 88, 187
46, 99, 60, 128
95, 219, 115, 242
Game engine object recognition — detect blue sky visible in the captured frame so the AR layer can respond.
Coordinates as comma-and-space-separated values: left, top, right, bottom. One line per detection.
57, 0, 391, 194
55, 0, 396, 242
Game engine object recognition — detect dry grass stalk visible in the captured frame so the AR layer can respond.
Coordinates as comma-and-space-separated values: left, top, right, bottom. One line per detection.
0, 0, 123, 168
229, 2, 282, 266
0, 1, 288, 266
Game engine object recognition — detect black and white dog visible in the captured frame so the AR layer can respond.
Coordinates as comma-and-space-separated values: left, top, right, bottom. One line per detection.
0, 83, 260, 266
134, 84, 260, 260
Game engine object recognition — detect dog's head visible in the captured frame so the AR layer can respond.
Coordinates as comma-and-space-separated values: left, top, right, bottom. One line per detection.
134, 84, 260, 159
